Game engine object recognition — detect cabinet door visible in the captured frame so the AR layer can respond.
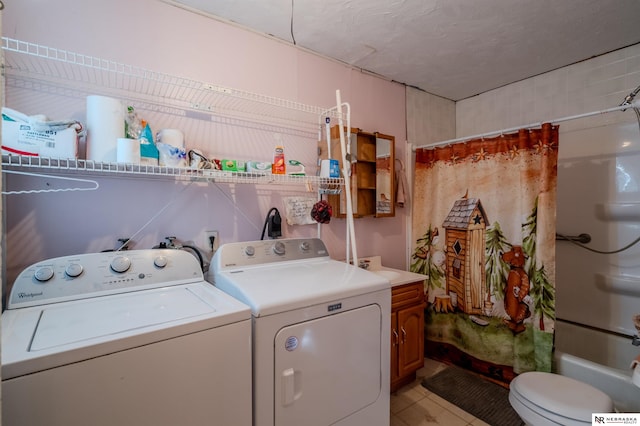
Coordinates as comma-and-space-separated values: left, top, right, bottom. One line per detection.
397, 304, 425, 377
390, 313, 399, 384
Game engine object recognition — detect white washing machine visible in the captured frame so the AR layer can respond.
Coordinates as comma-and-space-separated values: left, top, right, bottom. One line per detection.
2, 249, 252, 426
207, 238, 391, 426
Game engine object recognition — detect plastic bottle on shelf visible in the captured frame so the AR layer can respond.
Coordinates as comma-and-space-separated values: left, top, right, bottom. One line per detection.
124, 106, 142, 139
272, 145, 286, 174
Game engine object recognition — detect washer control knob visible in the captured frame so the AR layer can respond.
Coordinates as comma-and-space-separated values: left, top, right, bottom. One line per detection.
300, 241, 310, 252
154, 255, 168, 268
34, 266, 54, 282
110, 256, 131, 273
244, 246, 255, 257
273, 241, 286, 256
65, 263, 83, 278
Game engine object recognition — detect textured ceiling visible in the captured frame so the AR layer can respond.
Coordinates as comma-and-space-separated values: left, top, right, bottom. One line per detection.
172, 0, 640, 101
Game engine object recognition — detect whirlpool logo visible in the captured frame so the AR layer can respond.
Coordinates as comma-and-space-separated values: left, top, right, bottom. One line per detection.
18, 292, 43, 299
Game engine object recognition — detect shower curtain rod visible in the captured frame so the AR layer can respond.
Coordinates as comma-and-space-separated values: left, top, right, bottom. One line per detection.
413, 100, 640, 151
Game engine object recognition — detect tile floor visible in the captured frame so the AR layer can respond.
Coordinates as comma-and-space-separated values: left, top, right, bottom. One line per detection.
390, 358, 495, 426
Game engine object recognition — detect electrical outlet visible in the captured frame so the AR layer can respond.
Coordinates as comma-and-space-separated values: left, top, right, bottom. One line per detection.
204, 230, 219, 252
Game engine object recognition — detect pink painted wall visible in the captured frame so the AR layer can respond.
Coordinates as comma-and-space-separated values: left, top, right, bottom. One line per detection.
2, 0, 408, 286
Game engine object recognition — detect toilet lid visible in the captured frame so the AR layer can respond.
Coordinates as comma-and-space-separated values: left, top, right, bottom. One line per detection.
511, 372, 613, 421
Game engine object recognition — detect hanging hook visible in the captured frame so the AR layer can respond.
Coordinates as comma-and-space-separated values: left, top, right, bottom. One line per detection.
1, 169, 100, 195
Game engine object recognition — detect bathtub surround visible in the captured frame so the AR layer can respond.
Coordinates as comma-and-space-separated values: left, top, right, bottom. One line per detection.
555, 351, 640, 412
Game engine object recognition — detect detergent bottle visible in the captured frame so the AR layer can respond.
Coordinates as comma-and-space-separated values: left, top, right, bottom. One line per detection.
272, 145, 286, 174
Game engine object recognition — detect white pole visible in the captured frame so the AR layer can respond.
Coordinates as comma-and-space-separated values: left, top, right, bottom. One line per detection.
325, 119, 332, 160
335, 90, 358, 265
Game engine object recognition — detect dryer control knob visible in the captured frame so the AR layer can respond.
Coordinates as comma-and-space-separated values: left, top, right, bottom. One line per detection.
65, 263, 84, 278
300, 241, 310, 252
273, 241, 286, 256
110, 256, 131, 273
244, 246, 256, 257
154, 256, 168, 268
34, 266, 54, 282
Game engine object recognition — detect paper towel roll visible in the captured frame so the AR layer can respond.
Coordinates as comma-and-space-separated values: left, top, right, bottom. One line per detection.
117, 138, 141, 164
86, 95, 124, 162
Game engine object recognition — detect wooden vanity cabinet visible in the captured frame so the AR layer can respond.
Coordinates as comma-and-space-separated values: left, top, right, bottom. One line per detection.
390, 281, 426, 392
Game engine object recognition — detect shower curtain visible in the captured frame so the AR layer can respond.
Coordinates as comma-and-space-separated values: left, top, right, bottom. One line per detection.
411, 123, 558, 383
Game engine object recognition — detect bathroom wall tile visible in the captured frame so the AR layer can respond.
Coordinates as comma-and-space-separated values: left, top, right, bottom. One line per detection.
626, 57, 640, 77
567, 67, 588, 92
406, 87, 455, 148
590, 75, 627, 99
457, 44, 638, 138
624, 43, 640, 57
626, 70, 640, 92
585, 66, 606, 89
599, 59, 628, 80
589, 48, 627, 68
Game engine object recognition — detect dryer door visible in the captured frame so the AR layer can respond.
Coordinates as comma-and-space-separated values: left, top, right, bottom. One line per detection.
274, 304, 382, 426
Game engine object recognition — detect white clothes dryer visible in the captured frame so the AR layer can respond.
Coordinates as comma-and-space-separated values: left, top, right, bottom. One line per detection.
208, 238, 391, 426
2, 249, 252, 426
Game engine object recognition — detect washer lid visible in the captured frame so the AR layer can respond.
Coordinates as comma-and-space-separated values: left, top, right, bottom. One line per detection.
2, 282, 251, 379
213, 259, 389, 317
32, 286, 212, 351
510, 372, 613, 421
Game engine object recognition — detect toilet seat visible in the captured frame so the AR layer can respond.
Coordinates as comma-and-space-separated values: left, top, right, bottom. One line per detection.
510, 372, 613, 425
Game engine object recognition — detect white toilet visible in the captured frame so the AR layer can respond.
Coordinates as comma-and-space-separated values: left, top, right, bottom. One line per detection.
509, 371, 614, 425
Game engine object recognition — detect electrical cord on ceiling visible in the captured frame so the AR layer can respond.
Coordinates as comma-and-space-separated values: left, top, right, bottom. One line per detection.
261, 207, 282, 240
290, 0, 296, 45
556, 232, 640, 254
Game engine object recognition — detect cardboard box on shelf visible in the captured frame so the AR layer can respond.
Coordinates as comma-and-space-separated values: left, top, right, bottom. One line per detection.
221, 159, 246, 172
2, 111, 79, 159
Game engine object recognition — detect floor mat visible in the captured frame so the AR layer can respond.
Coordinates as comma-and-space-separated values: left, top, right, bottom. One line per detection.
421, 365, 524, 426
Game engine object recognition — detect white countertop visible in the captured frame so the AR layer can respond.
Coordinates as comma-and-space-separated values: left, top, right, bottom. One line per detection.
370, 266, 428, 287
356, 256, 428, 288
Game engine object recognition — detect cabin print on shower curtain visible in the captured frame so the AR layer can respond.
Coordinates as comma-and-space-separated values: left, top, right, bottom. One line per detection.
411, 124, 558, 384
442, 197, 488, 316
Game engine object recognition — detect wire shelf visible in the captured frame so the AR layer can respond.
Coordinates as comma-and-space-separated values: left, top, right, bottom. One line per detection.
1, 38, 347, 194
1, 155, 343, 193
1, 37, 345, 132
